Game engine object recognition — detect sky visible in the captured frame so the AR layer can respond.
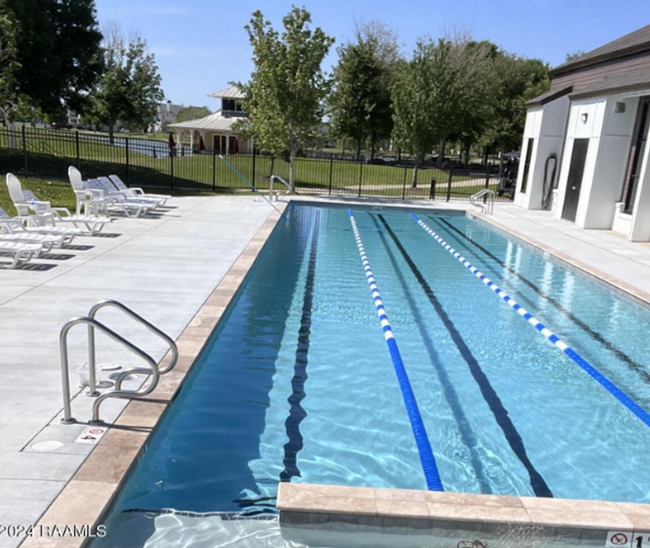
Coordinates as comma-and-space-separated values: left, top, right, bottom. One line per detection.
93, 0, 650, 109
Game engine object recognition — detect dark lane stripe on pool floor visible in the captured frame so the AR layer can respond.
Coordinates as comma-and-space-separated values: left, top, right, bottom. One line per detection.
378, 214, 553, 498
280, 210, 321, 482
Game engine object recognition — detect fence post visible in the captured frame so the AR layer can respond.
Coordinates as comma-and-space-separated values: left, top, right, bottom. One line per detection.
75, 131, 80, 169
446, 168, 453, 202
125, 137, 130, 184
22, 125, 27, 175
328, 155, 333, 195
357, 157, 363, 197
170, 151, 174, 190
484, 171, 490, 203
402, 166, 408, 200
252, 148, 256, 190
212, 148, 216, 192
429, 178, 436, 200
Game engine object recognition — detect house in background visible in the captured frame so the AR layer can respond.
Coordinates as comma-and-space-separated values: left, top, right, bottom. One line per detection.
516, 24, 650, 242
151, 100, 184, 133
168, 86, 252, 154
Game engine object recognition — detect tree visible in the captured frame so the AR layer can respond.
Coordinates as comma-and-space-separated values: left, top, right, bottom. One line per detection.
238, 7, 334, 192
391, 39, 441, 187
4, 0, 103, 115
85, 26, 164, 139
175, 106, 211, 123
329, 22, 399, 159
478, 53, 549, 154
0, 7, 20, 126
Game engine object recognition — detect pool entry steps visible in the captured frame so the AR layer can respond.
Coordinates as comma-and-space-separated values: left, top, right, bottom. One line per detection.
348, 209, 444, 491
59, 299, 179, 424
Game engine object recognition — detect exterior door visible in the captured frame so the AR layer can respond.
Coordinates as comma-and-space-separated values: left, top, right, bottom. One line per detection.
622, 97, 650, 214
562, 138, 589, 222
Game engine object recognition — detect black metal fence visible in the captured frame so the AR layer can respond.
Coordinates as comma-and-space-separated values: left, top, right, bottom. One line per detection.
0, 126, 513, 203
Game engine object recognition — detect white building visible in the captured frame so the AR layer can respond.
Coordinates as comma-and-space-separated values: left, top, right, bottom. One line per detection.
168, 86, 252, 154
516, 24, 650, 242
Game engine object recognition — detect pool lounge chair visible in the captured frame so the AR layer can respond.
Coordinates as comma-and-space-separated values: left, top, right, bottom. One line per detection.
67, 166, 108, 216
0, 207, 82, 245
84, 178, 155, 217
0, 227, 64, 251
6, 173, 112, 235
0, 240, 43, 269
108, 174, 171, 206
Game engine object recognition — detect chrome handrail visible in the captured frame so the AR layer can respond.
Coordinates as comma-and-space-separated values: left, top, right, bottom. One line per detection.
59, 299, 179, 424
470, 188, 496, 215
269, 174, 291, 202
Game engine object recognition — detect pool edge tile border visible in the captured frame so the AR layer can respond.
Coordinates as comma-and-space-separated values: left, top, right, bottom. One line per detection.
18, 204, 286, 548
278, 483, 638, 545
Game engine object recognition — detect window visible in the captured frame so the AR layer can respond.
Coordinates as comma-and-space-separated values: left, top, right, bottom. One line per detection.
520, 138, 534, 194
622, 98, 650, 214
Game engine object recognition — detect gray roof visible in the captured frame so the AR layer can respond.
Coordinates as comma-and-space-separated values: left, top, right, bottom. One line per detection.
168, 110, 246, 131
208, 86, 244, 99
552, 23, 650, 76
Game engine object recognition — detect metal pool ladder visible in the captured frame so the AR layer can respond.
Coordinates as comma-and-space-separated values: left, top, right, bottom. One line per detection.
470, 188, 496, 215
269, 174, 291, 202
59, 299, 179, 425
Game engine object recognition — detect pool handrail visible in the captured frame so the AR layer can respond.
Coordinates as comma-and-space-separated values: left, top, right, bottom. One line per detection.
269, 174, 291, 202
59, 299, 178, 424
470, 188, 495, 215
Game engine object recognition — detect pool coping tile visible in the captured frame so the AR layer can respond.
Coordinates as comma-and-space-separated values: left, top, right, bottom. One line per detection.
18, 204, 286, 548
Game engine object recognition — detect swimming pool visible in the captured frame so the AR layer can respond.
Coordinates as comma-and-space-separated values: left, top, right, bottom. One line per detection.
94, 203, 650, 544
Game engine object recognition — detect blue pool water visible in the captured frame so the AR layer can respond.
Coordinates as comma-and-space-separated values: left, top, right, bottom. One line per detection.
96, 203, 650, 544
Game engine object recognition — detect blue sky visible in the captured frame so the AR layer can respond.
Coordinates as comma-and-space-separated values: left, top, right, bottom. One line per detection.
94, 0, 649, 109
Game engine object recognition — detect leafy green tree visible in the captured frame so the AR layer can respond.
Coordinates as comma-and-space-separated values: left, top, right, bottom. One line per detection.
4, 0, 103, 115
330, 22, 399, 159
479, 54, 549, 154
238, 7, 334, 192
391, 39, 441, 186
0, 8, 20, 126
175, 106, 211, 123
85, 27, 164, 139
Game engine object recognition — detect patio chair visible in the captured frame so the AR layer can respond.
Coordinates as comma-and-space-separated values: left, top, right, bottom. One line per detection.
0, 240, 43, 269
67, 166, 108, 216
6, 173, 112, 235
84, 178, 155, 217
0, 206, 82, 245
0, 225, 65, 251
97, 176, 161, 209
107, 174, 171, 207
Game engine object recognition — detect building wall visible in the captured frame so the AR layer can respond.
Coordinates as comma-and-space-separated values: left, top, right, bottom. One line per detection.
515, 97, 569, 211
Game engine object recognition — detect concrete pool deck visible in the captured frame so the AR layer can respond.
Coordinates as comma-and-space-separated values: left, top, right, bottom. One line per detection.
1, 196, 649, 547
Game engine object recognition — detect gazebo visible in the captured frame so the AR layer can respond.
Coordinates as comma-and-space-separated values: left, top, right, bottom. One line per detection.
168, 86, 252, 154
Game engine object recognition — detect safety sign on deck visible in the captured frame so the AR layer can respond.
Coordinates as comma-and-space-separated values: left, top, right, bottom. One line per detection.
74, 426, 108, 445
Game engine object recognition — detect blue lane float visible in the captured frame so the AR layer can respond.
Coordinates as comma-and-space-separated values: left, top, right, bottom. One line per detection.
348, 209, 444, 491
410, 212, 650, 429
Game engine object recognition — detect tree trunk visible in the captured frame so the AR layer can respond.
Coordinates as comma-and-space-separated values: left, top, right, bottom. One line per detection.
411, 162, 419, 188
108, 123, 116, 145
436, 140, 446, 169
289, 129, 296, 193
356, 139, 361, 161
267, 156, 276, 179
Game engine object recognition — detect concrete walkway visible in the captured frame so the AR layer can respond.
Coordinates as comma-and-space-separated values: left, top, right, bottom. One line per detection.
0, 196, 274, 548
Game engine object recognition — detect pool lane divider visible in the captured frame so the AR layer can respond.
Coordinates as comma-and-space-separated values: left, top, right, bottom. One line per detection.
378, 214, 553, 498
410, 212, 650, 429
348, 209, 444, 492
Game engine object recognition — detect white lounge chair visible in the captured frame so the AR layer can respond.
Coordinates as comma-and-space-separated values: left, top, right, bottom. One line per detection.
67, 165, 107, 216
108, 174, 171, 206
0, 206, 82, 245
84, 178, 155, 217
0, 226, 64, 251
0, 241, 42, 269
6, 173, 112, 235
